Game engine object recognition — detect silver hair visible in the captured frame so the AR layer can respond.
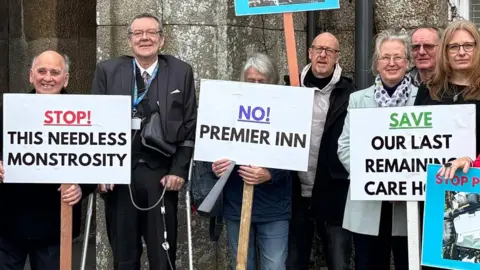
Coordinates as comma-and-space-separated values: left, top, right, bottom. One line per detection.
371, 30, 411, 76
127, 12, 164, 37
31, 52, 70, 73
240, 53, 279, 84
411, 26, 443, 40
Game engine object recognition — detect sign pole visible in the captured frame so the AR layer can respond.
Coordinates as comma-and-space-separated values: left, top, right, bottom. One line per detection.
407, 201, 421, 270
283, 12, 300, 87
236, 12, 300, 270
60, 184, 73, 270
236, 183, 254, 270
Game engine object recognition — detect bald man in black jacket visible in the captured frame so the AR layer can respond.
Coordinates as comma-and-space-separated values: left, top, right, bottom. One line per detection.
0, 50, 96, 270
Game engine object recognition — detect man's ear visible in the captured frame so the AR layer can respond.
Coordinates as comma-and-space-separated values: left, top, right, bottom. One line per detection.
63, 73, 70, 88
29, 69, 34, 84
158, 36, 165, 51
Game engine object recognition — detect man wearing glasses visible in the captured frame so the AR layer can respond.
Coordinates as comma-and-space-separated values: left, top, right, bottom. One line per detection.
91, 12, 196, 270
287, 32, 356, 270
409, 27, 441, 86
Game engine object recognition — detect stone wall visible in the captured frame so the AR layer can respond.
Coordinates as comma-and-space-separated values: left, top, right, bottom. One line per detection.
7, 0, 96, 96
0, 0, 450, 269
94, 0, 450, 269
94, 1, 307, 269
0, 0, 8, 96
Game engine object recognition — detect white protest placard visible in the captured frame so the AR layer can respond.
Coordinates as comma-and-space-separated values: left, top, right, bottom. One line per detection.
193, 79, 314, 172
350, 104, 476, 201
2, 94, 132, 184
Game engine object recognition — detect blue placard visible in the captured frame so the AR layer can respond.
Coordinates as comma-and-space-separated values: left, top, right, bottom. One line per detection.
235, 0, 340, 16
423, 164, 480, 269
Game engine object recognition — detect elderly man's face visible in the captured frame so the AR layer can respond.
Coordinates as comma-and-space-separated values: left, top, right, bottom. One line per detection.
411, 28, 439, 71
29, 51, 69, 94
308, 33, 339, 78
128, 17, 164, 60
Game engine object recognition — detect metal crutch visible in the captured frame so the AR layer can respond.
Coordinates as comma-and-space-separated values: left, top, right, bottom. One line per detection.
80, 193, 94, 270
185, 159, 194, 270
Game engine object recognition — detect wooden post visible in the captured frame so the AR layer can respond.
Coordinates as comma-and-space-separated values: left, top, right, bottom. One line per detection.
407, 201, 421, 270
236, 183, 254, 270
235, 12, 300, 270
283, 12, 300, 87
60, 184, 73, 270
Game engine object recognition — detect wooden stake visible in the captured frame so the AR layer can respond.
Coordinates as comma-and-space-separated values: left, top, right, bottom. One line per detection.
60, 184, 73, 270
407, 201, 421, 270
236, 183, 254, 270
236, 12, 299, 270
283, 12, 300, 87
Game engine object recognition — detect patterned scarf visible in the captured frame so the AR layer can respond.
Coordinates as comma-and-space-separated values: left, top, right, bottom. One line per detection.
373, 75, 412, 107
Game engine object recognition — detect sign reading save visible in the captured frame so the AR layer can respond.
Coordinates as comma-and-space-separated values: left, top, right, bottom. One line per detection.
349, 105, 475, 201
389, 112, 433, 129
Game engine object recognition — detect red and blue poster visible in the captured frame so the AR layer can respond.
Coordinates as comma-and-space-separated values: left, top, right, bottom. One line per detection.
423, 164, 480, 269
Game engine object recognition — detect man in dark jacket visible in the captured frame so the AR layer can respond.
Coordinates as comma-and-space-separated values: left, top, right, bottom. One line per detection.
0, 50, 96, 270
286, 32, 356, 270
91, 13, 196, 270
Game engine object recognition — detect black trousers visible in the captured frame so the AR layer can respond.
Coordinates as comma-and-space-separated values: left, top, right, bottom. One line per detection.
286, 196, 352, 270
0, 236, 60, 270
353, 202, 408, 270
104, 163, 179, 270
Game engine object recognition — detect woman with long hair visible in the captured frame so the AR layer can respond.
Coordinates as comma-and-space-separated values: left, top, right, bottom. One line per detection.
415, 19, 480, 270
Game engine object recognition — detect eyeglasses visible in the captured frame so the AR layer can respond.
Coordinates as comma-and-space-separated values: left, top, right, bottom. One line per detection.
311, 46, 339, 56
378, 55, 407, 63
129, 29, 162, 39
411, 43, 438, 52
447, 42, 476, 53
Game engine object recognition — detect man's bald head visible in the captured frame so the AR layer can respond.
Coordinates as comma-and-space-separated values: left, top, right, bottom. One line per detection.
29, 50, 70, 94
308, 32, 340, 78
312, 32, 340, 50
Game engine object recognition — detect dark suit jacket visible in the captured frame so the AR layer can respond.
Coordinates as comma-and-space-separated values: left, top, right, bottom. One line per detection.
91, 54, 197, 180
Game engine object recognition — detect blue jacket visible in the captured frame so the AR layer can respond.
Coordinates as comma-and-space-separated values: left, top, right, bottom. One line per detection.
222, 166, 292, 223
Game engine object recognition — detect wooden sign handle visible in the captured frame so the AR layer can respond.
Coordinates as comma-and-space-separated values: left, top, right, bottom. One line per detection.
236, 11, 299, 270
283, 12, 300, 87
60, 184, 73, 270
407, 201, 421, 270
236, 183, 254, 270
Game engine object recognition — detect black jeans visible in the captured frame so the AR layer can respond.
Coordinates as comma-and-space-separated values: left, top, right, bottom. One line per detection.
287, 196, 352, 270
353, 202, 408, 270
104, 163, 179, 270
0, 236, 60, 270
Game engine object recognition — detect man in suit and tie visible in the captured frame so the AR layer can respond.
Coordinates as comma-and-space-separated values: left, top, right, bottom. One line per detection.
91, 12, 197, 270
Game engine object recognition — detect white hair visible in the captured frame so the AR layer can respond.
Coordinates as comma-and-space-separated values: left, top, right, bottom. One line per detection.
240, 52, 279, 84
31, 53, 70, 73
371, 30, 411, 76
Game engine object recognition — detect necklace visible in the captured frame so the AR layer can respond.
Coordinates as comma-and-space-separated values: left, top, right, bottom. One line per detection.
453, 87, 467, 102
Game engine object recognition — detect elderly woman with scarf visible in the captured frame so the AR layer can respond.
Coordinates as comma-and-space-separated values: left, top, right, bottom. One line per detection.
337, 30, 414, 270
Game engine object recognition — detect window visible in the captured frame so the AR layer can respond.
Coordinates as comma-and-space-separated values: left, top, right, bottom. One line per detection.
450, 0, 470, 20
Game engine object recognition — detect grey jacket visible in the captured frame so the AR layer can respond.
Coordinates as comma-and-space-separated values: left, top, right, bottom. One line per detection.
337, 84, 418, 236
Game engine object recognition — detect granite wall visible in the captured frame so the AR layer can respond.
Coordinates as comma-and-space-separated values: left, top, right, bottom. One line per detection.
94, 0, 448, 269
5, 0, 96, 97
0, 0, 450, 269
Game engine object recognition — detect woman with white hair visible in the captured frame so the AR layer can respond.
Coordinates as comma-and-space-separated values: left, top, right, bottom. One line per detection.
337, 30, 415, 270
212, 52, 292, 270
